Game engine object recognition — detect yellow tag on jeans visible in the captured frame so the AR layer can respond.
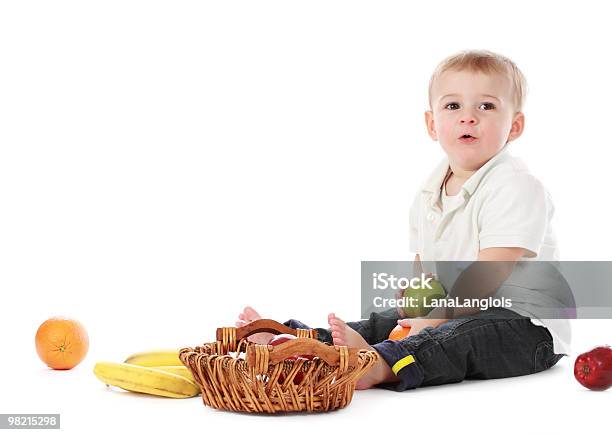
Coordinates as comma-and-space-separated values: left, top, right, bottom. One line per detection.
392, 354, 416, 374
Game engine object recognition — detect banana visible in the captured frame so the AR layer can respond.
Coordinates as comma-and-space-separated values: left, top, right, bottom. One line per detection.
93, 362, 200, 398
151, 365, 196, 383
123, 349, 182, 367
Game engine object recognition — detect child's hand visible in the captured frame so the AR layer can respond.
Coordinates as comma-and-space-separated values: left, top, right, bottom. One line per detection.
397, 317, 447, 337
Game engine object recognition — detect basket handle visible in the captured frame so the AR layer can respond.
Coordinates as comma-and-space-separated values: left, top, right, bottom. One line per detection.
216, 318, 317, 342
247, 337, 359, 368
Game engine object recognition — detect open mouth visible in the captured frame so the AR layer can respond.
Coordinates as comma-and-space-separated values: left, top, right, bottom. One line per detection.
458, 134, 478, 143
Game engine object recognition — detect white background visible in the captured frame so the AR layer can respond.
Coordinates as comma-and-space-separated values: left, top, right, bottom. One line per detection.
1, 1, 611, 433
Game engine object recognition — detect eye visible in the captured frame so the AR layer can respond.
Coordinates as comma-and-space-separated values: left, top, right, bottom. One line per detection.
444, 102, 460, 110
479, 102, 496, 110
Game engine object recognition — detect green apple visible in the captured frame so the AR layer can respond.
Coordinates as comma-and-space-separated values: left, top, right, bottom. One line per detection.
401, 278, 446, 318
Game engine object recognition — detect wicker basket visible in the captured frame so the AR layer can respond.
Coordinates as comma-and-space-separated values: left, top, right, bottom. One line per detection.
179, 319, 378, 413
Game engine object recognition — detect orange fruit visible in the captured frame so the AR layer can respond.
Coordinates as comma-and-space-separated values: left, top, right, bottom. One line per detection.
35, 317, 89, 370
388, 324, 411, 341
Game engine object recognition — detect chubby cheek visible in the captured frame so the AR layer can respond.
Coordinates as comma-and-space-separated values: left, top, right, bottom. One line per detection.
435, 119, 473, 156
433, 114, 457, 144
479, 122, 509, 150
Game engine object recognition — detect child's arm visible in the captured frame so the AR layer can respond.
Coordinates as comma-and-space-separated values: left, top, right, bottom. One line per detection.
427, 247, 526, 319
452, 248, 524, 316
399, 247, 526, 336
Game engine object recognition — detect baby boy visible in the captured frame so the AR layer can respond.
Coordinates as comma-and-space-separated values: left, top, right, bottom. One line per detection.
236, 50, 563, 391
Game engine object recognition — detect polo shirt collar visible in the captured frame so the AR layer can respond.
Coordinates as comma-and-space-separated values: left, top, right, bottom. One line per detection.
421, 143, 513, 197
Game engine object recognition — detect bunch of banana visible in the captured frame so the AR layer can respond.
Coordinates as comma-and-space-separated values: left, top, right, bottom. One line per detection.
124, 349, 183, 367
148, 365, 195, 382
93, 349, 200, 399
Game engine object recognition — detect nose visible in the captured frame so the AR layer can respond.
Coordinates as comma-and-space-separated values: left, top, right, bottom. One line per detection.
459, 111, 478, 125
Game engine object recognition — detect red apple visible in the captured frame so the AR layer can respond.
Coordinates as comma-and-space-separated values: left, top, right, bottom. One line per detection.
574, 346, 612, 391
269, 334, 296, 347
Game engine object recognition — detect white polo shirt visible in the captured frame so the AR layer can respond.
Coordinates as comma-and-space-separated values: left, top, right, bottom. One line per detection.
410, 144, 559, 261
409, 144, 570, 355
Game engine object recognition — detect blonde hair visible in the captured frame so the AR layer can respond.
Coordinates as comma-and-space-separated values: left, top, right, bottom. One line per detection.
428, 49, 528, 113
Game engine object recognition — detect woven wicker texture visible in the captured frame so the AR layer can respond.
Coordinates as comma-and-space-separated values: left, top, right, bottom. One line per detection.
179, 319, 378, 413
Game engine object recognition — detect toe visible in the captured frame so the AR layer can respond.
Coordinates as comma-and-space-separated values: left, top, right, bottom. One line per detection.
244, 306, 261, 320
330, 314, 345, 324
332, 335, 346, 346
330, 318, 344, 328
331, 330, 345, 345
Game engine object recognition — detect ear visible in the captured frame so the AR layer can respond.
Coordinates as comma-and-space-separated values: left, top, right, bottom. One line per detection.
424, 110, 438, 140
507, 112, 525, 143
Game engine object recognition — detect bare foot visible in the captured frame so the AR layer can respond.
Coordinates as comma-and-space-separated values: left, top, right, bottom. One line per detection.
327, 313, 399, 390
328, 313, 370, 348
354, 355, 400, 390
235, 306, 274, 344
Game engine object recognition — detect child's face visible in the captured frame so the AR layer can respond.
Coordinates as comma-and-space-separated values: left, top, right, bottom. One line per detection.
425, 69, 524, 171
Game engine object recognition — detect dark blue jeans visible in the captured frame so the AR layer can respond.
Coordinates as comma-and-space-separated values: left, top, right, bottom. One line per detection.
283, 307, 563, 391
